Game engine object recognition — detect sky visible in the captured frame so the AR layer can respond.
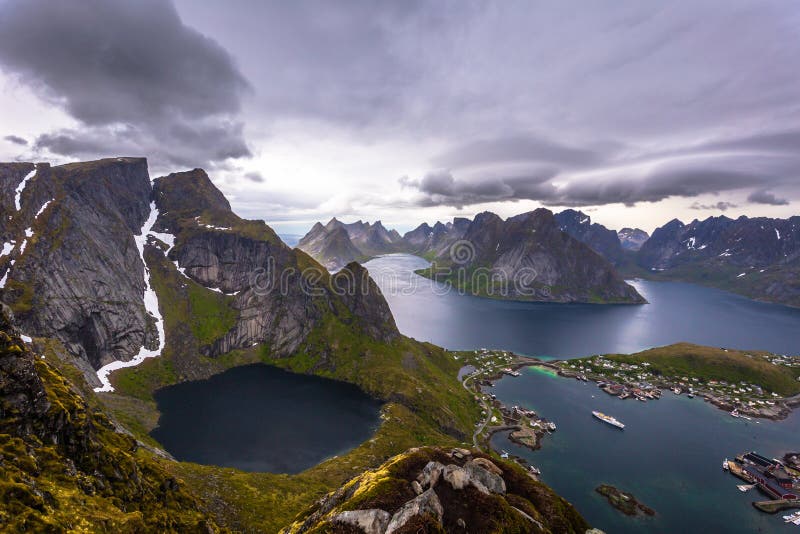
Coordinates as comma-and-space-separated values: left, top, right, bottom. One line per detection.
0, 0, 798, 236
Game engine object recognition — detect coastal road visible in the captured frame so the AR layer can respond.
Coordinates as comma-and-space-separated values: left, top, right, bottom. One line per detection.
462, 363, 507, 448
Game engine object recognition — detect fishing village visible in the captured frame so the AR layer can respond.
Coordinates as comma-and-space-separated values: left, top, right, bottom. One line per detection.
556, 350, 800, 421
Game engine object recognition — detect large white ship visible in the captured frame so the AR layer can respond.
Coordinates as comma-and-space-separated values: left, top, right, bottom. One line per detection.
592, 411, 625, 429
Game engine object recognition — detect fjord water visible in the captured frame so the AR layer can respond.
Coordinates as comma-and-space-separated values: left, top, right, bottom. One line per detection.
364, 254, 800, 533
150, 364, 382, 473
364, 254, 800, 356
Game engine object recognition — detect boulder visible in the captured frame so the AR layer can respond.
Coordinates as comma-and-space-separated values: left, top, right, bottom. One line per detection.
385, 489, 443, 534
469, 457, 502, 475
417, 461, 445, 489
330, 509, 390, 534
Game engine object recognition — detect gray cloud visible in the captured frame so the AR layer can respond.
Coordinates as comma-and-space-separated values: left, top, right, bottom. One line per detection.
690, 201, 738, 211
404, 149, 798, 208
244, 172, 265, 183
430, 134, 607, 169
748, 190, 789, 206
3, 135, 28, 146
0, 0, 250, 170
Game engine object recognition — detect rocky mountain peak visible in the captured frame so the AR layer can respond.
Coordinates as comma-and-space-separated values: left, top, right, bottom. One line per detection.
152, 168, 231, 218
618, 227, 649, 251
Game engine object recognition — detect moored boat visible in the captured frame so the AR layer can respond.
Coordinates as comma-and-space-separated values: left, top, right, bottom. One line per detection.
592, 410, 625, 429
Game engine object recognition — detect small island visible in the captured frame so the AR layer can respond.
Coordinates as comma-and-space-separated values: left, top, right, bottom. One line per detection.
596, 484, 656, 517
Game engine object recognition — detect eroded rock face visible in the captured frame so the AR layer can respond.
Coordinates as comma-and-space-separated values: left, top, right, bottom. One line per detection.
1, 158, 155, 372
332, 509, 391, 534
385, 488, 443, 534
332, 262, 398, 343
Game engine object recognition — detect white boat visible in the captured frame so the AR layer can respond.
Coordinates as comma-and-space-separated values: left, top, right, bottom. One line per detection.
737, 484, 755, 492
592, 411, 625, 429
723, 458, 729, 470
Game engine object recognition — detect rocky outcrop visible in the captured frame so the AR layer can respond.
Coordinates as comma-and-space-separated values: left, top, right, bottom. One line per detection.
332, 262, 398, 343
1, 158, 156, 373
636, 215, 800, 306
284, 446, 590, 533
422, 209, 645, 304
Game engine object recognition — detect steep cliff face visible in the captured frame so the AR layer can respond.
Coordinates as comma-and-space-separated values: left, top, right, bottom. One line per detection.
1, 158, 155, 375
284, 447, 590, 534
636, 215, 800, 306
422, 209, 644, 303
554, 209, 625, 265
0, 313, 219, 531
153, 169, 399, 363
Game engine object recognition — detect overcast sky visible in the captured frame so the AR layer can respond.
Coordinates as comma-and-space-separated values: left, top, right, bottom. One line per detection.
1, 0, 798, 234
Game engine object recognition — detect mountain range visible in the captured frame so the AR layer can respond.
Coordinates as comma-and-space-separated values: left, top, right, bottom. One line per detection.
636, 215, 800, 307
300, 208, 799, 308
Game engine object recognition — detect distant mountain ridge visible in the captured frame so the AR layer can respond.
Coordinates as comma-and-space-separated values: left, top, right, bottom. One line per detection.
298, 209, 644, 303
636, 215, 800, 306
618, 227, 650, 251
553, 209, 627, 265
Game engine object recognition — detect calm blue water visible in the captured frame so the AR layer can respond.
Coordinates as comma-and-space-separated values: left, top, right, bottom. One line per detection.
151, 364, 382, 474
364, 254, 800, 357
365, 254, 800, 533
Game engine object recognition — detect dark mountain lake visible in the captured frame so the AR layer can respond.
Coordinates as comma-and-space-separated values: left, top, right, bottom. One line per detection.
150, 364, 382, 473
364, 254, 800, 533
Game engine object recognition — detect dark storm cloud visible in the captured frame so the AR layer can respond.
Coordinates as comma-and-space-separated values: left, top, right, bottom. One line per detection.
401, 169, 558, 208
0, 0, 250, 169
404, 149, 797, 208
748, 190, 789, 206
3, 135, 27, 146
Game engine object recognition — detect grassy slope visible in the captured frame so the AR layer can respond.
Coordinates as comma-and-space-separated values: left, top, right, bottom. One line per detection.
0, 334, 219, 532
588, 343, 800, 396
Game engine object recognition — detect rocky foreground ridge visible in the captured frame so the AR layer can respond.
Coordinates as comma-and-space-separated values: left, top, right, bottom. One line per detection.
0, 311, 219, 531
284, 446, 591, 534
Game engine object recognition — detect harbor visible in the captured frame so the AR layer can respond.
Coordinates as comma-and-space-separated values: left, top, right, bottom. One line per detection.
489, 364, 800, 533
724, 451, 800, 508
